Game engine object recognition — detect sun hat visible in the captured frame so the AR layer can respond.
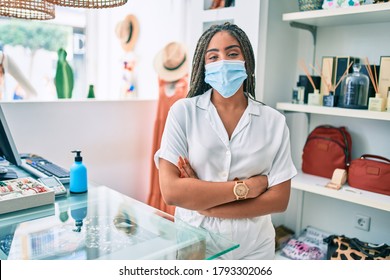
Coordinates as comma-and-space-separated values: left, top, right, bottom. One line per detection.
153, 42, 189, 82
115, 14, 139, 52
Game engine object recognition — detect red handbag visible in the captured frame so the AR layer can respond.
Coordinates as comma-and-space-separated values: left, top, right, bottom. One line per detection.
302, 125, 352, 179
348, 154, 390, 196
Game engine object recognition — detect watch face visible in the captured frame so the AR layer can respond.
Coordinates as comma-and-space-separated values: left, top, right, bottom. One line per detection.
234, 183, 248, 199
236, 184, 247, 196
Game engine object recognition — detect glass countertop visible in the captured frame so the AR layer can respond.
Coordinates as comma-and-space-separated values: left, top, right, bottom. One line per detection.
0, 185, 238, 260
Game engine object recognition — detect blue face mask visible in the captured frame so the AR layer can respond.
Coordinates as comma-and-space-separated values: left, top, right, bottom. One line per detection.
204, 60, 248, 98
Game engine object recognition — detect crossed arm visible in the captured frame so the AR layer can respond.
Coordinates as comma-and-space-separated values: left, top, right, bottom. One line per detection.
158, 157, 291, 219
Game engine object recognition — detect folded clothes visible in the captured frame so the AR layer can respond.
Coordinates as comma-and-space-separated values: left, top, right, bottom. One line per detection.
281, 226, 331, 260
281, 238, 325, 260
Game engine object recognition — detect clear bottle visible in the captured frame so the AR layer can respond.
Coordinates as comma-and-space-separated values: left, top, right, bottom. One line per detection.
338, 63, 369, 109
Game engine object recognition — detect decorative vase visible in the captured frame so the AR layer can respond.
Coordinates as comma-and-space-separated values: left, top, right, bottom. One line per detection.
87, 84, 95, 98
55, 48, 74, 99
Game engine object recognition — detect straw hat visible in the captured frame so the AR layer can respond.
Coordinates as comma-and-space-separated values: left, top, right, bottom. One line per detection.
115, 14, 139, 52
153, 42, 189, 82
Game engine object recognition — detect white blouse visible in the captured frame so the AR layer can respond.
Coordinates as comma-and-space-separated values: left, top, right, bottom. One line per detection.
154, 89, 297, 259
155, 89, 296, 186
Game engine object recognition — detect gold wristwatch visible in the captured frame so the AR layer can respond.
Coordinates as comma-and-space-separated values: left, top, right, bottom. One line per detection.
233, 180, 249, 200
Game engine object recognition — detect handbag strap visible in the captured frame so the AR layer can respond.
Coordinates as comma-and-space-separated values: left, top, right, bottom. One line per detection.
360, 154, 390, 164
350, 238, 390, 259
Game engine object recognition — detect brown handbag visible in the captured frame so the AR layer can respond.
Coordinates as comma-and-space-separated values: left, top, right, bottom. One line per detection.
348, 154, 390, 196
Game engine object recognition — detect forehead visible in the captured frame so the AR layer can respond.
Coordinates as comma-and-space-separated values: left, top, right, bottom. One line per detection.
207, 31, 240, 50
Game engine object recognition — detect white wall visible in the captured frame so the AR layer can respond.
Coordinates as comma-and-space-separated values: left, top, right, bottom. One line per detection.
85, 0, 187, 100
260, 0, 299, 106
1, 100, 157, 203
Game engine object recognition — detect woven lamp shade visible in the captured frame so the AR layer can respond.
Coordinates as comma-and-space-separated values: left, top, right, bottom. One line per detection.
46, 0, 128, 8
0, 0, 55, 20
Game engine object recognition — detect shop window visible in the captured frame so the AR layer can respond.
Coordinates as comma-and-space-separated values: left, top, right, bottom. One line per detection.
0, 8, 86, 101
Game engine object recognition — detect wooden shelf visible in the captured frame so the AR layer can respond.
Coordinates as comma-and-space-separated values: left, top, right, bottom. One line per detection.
292, 171, 390, 212
276, 103, 390, 121
283, 2, 390, 27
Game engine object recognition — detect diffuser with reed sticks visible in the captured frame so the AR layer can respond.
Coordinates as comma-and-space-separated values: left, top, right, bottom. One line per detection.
308, 59, 353, 107
365, 57, 386, 111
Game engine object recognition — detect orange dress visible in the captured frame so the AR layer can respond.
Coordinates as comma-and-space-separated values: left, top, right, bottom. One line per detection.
147, 75, 188, 215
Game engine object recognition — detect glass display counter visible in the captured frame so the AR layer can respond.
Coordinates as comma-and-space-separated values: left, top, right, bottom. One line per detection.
0, 185, 238, 260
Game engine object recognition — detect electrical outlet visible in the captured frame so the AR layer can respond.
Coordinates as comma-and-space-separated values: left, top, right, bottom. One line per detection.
354, 214, 371, 231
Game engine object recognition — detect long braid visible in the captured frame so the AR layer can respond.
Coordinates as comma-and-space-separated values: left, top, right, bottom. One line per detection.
187, 22, 257, 100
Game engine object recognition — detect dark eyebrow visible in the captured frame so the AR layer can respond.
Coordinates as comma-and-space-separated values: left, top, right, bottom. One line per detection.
225, 45, 241, 51
205, 44, 241, 53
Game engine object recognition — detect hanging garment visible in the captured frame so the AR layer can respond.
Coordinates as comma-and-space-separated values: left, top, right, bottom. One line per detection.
147, 75, 188, 215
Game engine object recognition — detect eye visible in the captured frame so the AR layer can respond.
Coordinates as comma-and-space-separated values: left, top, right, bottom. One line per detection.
205, 53, 218, 62
225, 46, 244, 60
228, 52, 239, 58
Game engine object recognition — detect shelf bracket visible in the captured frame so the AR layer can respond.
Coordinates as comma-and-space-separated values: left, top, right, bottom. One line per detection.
289, 21, 317, 46
305, 112, 311, 131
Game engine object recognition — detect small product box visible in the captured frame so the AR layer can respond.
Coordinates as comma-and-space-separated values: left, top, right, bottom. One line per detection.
0, 177, 55, 215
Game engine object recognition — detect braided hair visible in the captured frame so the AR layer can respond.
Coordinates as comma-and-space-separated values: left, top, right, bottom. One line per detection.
187, 22, 256, 99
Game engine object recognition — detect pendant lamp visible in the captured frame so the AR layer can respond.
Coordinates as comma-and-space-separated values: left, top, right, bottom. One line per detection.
46, 0, 128, 8
0, 0, 55, 20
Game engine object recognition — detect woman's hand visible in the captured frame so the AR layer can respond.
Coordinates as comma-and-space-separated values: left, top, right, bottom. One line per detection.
178, 156, 198, 179
244, 174, 269, 199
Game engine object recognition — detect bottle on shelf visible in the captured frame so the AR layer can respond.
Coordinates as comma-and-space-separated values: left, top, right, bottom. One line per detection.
87, 84, 95, 99
308, 89, 322, 106
338, 64, 369, 109
368, 93, 386, 112
323, 91, 335, 107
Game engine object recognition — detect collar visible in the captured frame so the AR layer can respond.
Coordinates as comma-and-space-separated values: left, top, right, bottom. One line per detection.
196, 89, 262, 116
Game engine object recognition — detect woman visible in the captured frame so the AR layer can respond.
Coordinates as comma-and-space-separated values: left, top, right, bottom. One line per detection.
154, 22, 297, 259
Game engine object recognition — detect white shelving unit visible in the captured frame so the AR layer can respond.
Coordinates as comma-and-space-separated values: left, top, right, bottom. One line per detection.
277, 104, 390, 210
280, 4, 390, 242
277, 103, 390, 121
292, 171, 390, 212
283, 2, 390, 26
276, 103, 390, 213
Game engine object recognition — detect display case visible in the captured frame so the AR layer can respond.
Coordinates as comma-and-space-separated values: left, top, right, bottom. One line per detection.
0, 185, 238, 260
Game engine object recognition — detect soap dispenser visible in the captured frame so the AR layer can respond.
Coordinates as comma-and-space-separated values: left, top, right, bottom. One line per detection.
70, 150, 88, 193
